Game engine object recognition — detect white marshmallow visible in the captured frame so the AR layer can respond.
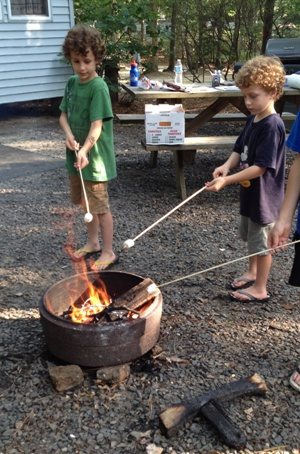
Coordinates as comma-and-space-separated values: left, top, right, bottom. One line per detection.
123, 239, 135, 250
147, 283, 158, 294
84, 212, 93, 223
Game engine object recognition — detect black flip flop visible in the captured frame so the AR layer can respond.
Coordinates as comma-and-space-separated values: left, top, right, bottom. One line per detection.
230, 289, 270, 303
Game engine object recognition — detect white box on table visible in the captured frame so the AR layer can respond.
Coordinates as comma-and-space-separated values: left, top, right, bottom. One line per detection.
145, 104, 185, 145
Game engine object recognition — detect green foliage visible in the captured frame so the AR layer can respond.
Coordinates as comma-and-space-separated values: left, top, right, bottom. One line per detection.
73, 0, 164, 68
73, 0, 300, 77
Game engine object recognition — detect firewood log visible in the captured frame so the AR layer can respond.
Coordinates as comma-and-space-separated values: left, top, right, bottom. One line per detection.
112, 278, 160, 311
159, 373, 267, 438
199, 399, 246, 449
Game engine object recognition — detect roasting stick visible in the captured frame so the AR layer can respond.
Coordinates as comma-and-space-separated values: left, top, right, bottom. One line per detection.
74, 148, 93, 223
123, 186, 207, 250
146, 239, 300, 293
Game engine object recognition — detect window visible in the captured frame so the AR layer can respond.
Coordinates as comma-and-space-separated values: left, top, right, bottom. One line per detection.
10, 0, 49, 16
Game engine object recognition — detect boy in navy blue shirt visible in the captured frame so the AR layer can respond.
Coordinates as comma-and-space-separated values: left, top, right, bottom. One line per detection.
206, 56, 286, 302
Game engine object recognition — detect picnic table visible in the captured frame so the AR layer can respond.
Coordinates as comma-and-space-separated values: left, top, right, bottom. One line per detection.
120, 83, 299, 133
120, 83, 299, 199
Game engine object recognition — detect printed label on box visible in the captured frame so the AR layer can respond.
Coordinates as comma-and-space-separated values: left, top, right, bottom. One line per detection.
145, 104, 185, 144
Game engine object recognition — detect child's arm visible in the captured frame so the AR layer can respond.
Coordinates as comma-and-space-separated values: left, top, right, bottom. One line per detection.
59, 112, 78, 151
206, 164, 265, 192
212, 151, 240, 178
76, 120, 103, 169
269, 154, 300, 248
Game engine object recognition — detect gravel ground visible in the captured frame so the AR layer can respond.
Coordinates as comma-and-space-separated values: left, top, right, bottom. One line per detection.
0, 102, 300, 454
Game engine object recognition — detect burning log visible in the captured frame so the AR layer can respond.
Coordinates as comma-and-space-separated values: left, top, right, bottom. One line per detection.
112, 278, 160, 311
159, 373, 267, 438
60, 277, 160, 324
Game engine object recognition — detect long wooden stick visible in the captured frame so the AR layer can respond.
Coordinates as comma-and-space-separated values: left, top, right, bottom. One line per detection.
74, 149, 91, 215
132, 186, 207, 242
158, 239, 300, 289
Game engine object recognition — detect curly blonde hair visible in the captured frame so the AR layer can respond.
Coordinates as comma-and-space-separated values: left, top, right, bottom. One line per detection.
235, 56, 286, 100
62, 25, 105, 63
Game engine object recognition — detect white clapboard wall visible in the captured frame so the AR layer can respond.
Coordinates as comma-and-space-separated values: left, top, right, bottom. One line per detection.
0, 0, 74, 104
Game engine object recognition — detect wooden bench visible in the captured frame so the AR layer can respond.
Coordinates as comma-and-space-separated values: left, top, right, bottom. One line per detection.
141, 136, 238, 200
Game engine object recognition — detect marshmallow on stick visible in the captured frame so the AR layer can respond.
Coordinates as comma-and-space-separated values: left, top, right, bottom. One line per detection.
122, 186, 207, 250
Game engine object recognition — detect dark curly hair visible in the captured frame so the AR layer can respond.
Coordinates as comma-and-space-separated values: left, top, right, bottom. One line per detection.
62, 25, 106, 63
235, 55, 286, 101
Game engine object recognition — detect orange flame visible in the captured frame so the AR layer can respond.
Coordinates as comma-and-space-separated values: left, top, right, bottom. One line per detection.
68, 280, 111, 324
62, 244, 111, 323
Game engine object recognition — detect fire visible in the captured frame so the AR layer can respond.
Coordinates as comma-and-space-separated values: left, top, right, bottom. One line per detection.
59, 246, 113, 323
66, 278, 112, 324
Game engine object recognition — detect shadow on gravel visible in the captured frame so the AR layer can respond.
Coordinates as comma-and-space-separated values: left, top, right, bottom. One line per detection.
0, 144, 64, 181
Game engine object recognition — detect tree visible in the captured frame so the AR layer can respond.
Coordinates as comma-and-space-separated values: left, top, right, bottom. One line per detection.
72, 0, 299, 84
261, 0, 276, 53
166, 0, 179, 71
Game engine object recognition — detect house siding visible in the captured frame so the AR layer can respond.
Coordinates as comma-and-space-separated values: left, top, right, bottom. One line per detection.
0, 0, 74, 104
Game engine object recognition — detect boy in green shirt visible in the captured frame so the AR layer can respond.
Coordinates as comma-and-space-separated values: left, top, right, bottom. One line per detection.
59, 25, 118, 270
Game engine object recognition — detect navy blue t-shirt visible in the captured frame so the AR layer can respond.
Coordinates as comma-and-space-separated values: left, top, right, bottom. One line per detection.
233, 114, 286, 224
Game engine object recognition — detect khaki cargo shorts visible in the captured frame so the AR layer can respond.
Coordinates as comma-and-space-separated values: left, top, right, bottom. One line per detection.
69, 175, 110, 214
239, 215, 274, 255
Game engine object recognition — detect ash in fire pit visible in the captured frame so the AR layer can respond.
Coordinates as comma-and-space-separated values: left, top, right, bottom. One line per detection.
39, 271, 163, 368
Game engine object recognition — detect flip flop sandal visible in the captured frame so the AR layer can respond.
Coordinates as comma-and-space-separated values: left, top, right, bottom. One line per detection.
90, 255, 119, 272
290, 366, 300, 392
68, 247, 101, 262
230, 289, 270, 303
230, 277, 255, 290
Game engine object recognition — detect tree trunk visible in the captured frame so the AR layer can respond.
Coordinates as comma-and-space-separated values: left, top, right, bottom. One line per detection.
166, 0, 178, 71
148, 0, 159, 71
104, 63, 119, 104
261, 0, 276, 54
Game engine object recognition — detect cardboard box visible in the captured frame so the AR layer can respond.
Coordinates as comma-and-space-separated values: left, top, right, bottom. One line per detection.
145, 104, 185, 145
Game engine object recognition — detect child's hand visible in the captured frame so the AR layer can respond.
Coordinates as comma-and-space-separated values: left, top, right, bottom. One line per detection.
212, 164, 229, 179
268, 222, 291, 249
65, 135, 79, 151
205, 177, 227, 192
74, 149, 89, 170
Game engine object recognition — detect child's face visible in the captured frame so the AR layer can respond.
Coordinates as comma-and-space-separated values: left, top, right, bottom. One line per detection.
70, 48, 98, 83
241, 85, 276, 118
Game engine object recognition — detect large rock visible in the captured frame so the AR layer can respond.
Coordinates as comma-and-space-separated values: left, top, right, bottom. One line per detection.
48, 365, 84, 392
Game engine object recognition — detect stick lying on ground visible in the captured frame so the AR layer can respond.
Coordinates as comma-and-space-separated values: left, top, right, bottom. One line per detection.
159, 373, 267, 438
199, 399, 246, 450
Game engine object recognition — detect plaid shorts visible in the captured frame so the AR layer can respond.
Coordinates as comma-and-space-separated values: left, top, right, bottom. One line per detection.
69, 174, 110, 214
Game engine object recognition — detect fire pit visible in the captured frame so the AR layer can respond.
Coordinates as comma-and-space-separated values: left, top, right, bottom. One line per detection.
39, 271, 162, 367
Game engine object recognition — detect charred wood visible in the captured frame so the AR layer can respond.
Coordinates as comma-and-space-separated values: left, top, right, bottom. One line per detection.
199, 399, 246, 449
159, 373, 267, 438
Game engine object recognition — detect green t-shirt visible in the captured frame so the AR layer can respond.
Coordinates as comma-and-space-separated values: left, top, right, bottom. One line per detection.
59, 75, 116, 181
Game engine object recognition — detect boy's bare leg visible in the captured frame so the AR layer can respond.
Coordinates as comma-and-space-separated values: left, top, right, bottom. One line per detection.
93, 211, 116, 268
71, 215, 101, 259
232, 256, 257, 287
231, 254, 271, 300
85, 215, 101, 250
